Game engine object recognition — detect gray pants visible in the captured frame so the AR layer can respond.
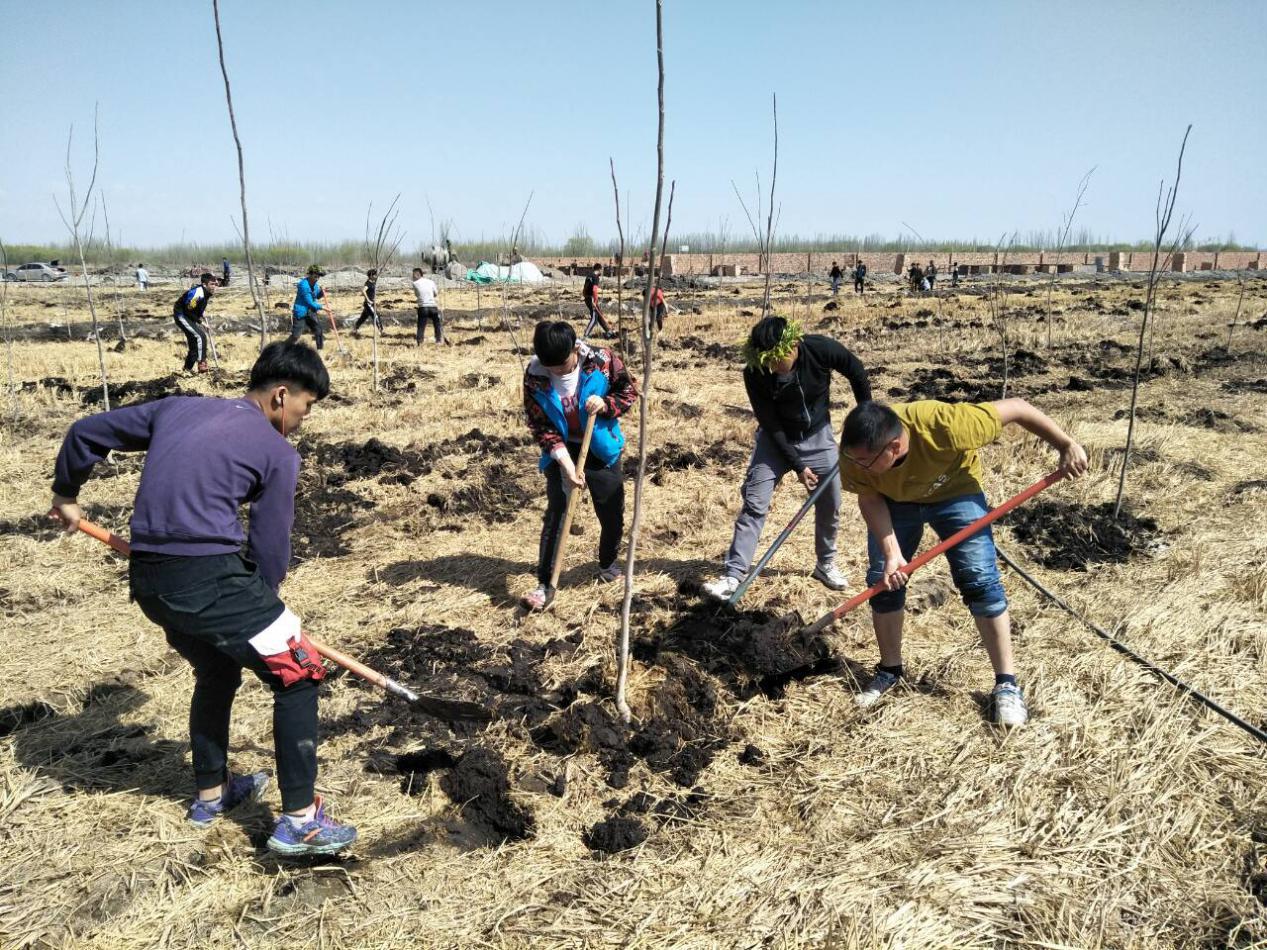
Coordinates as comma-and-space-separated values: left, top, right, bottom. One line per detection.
722, 425, 842, 579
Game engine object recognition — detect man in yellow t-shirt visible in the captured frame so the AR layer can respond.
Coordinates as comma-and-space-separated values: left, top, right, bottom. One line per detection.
839, 399, 1088, 727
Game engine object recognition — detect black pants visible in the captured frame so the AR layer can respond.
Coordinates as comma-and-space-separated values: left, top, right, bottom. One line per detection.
174, 314, 208, 370
354, 302, 381, 331
854, 276, 865, 293
584, 302, 612, 336
538, 447, 624, 585
287, 314, 324, 350
416, 306, 443, 343
129, 552, 318, 812
654, 303, 667, 332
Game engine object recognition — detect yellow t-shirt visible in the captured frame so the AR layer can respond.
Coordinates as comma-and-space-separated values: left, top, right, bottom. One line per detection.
840, 401, 1003, 503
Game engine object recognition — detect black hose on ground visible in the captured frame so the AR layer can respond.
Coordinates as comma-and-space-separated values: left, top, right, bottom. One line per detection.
996, 546, 1267, 747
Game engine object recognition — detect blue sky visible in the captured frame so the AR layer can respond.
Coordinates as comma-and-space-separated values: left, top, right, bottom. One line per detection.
1, 0, 1263, 249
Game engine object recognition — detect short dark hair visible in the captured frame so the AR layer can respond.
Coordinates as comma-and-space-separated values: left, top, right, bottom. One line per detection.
842, 401, 903, 452
748, 316, 788, 354
249, 341, 331, 400
533, 320, 576, 366
200, 272, 214, 283
412, 267, 423, 277
367, 268, 378, 277
591, 263, 602, 271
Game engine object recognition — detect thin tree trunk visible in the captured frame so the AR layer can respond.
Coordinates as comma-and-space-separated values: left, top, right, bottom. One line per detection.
1115, 125, 1191, 518
615, 0, 667, 724
212, 0, 269, 351
0, 239, 14, 412
1227, 270, 1246, 350
611, 158, 627, 356
54, 116, 109, 410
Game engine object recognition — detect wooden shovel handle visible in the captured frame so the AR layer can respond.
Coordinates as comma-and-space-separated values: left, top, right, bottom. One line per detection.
548, 411, 598, 590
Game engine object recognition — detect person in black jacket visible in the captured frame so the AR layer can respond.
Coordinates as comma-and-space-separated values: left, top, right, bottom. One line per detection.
703, 316, 872, 600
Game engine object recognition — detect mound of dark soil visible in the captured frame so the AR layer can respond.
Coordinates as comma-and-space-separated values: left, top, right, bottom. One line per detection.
642, 603, 836, 699
532, 655, 729, 789
890, 366, 1000, 403
380, 366, 438, 393
372, 624, 491, 681
584, 817, 648, 854
439, 748, 535, 842
669, 335, 740, 362
21, 376, 76, 396
301, 427, 532, 491
81, 374, 200, 407
738, 744, 766, 766
980, 348, 1048, 378
1004, 499, 1164, 570
633, 440, 748, 484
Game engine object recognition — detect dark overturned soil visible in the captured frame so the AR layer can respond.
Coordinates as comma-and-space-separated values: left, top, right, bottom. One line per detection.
438, 748, 535, 842
631, 440, 749, 484
890, 366, 1003, 403
1004, 499, 1165, 570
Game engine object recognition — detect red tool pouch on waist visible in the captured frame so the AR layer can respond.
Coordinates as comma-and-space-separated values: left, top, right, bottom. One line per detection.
262, 633, 327, 687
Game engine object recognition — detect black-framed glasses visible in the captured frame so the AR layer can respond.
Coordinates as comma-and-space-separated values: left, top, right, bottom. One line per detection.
843, 446, 887, 471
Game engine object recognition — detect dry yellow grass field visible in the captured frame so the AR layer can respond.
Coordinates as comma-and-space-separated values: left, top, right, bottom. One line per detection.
1, 271, 1265, 948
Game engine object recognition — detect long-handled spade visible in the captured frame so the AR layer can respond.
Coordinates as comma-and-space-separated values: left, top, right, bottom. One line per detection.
796, 470, 1064, 637
727, 461, 841, 607
544, 413, 597, 606
66, 516, 492, 722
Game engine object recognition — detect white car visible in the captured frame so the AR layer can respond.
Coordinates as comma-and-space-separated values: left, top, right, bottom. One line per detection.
12, 262, 69, 282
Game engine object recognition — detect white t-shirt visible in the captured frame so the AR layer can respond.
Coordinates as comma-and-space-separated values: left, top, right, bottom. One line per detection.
412, 276, 438, 308
136, 267, 149, 284
548, 366, 582, 462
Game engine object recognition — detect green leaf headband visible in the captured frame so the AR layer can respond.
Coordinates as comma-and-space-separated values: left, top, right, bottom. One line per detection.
741, 317, 804, 371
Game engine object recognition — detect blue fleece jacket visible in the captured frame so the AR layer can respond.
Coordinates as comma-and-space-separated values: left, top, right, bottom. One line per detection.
292, 278, 324, 319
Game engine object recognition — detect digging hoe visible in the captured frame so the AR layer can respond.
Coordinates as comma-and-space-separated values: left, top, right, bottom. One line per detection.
794, 470, 1064, 638
64, 516, 492, 722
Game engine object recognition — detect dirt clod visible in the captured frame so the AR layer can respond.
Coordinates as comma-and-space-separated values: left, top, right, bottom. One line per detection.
584, 817, 648, 854
1005, 499, 1164, 570
439, 748, 535, 842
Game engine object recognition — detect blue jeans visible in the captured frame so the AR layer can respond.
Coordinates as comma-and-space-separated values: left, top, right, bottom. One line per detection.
866, 491, 1007, 618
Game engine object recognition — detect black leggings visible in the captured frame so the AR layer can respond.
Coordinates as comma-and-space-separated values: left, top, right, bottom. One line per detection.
538, 447, 624, 585
174, 313, 208, 369
416, 307, 443, 343
129, 553, 319, 812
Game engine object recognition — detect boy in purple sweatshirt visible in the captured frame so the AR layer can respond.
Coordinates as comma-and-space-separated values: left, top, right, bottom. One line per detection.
48, 341, 357, 856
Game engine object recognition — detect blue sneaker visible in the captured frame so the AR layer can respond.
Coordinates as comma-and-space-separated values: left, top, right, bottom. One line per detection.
186, 771, 271, 828
266, 796, 358, 856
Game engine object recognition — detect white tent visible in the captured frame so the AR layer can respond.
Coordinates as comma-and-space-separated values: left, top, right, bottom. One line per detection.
468, 260, 548, 284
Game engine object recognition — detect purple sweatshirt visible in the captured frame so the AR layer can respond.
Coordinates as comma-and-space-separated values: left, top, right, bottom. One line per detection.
52, 396, 300, 590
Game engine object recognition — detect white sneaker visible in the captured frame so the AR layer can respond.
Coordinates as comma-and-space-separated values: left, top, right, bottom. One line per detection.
597, 562, 623, 583
702, 575, 740, 601
992, 683, 1029, 727
854, 668, 901, 708
812, 563, 848, 591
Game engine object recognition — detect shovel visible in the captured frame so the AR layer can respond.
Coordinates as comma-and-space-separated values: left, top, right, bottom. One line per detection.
795, 470, 1063, 637
547, 412, 597, 596
66, 517, 492, 722
728, 462, 841, 607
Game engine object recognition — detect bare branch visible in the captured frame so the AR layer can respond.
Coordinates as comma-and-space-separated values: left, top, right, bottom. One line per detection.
616, 0, 667, 724
212, 0, 270, 349
1114, 124, 1191, 518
